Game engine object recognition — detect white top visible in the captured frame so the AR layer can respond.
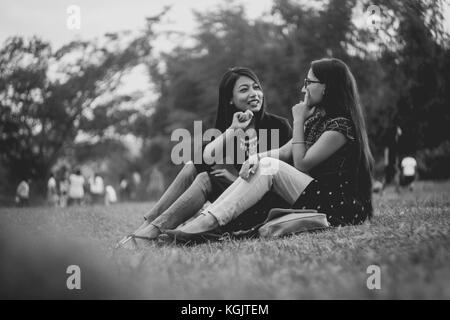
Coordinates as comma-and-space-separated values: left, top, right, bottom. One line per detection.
401, 157, 417, 176
120, 179, 128, 189
48, 177, 57, 190
69, 174, 85, 199
17, 181, 30, 198
90, 176, 104, 194
105, 185, 117, 203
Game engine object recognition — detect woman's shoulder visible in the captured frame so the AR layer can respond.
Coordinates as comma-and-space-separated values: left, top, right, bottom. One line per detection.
324, 116, 355, 141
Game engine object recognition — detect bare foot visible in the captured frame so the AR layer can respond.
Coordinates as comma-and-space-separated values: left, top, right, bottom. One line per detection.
178, 212, 218, 234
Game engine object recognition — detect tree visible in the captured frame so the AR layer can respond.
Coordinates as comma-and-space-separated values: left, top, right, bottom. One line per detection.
0, 13, 164, 192
362, 0, 450, 154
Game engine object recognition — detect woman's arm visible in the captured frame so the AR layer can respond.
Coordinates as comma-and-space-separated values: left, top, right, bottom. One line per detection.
291, 90, 347, 173
203, 111, 253, 164
292, 118, 347, 172
257, 139, 292, 163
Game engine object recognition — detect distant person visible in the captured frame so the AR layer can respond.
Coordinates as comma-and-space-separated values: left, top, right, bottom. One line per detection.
15, 179, 30, 207
89, 173, 105, 204
47, 173, 59, 206
105, 185, 118, 206
68, 169, 85, 206
384, 125, 402, 186
400, 156, 417, 191
131, 171, 141, 200
59, 176, 69, 207
119, 175, 130, 201
146, 167, 165, 200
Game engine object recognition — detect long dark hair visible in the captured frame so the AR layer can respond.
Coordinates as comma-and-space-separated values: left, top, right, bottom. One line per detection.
311, 58, 373, 210
215, 67, 266, 132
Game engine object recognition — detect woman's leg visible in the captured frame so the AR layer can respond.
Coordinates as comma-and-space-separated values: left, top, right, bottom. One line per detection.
124, 161, 199, 239
131, 172, 213, 240
142, 161, 198, 222
179, 158, 313, 232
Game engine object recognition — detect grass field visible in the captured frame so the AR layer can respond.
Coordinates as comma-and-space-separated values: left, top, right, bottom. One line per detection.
1, 180, 450, 299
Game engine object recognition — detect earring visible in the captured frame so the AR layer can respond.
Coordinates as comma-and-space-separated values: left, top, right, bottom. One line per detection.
229, 101, 233, 105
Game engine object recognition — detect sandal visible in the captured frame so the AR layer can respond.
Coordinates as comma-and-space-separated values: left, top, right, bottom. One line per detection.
115, 234, 155, 249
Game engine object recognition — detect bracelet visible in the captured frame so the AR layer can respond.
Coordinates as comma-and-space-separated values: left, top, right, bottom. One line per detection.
292, 141, 307, 144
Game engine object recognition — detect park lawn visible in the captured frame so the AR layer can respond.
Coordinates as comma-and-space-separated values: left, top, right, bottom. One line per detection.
0, 180, 449, 299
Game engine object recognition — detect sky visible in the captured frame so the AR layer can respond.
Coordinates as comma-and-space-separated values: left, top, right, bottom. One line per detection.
0, 0, 273, 50
0, 0, 274, 95
1, 0, 449, 47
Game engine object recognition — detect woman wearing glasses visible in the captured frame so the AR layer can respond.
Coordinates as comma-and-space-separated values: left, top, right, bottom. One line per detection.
117, 67, 292, 248
162, 58, 374, 242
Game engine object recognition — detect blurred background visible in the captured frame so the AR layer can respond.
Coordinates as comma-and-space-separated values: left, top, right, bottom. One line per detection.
1, 0, 449, 206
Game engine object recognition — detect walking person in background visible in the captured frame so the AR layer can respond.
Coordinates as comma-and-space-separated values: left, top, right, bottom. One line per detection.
68, 169, 85, 206
119, 175, 130, 202
384, 124, 402, 189
47, 173, 59, 206
105, 184, 118, 205
15, 179, 30, 207
90, 173, 105, 205
146, 167, 165, 200
400, 156, 417, 191
131, 171, 141, 200
59, 174, 69, 207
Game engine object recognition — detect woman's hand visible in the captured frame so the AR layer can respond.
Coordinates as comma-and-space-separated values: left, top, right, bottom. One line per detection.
292, 89, 316, 122
230, 110, 253, 130
210, 169, 237, 183
239, 154, 259, 180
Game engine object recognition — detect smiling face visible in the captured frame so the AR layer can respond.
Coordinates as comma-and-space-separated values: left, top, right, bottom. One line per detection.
231, 76, 264, 113
301, 68, 326, 106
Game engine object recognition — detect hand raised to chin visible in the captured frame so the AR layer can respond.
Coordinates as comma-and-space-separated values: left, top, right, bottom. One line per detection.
230, 110, 254, 130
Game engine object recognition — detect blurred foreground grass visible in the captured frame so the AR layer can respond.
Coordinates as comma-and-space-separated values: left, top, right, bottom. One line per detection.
1, 180, 449, 299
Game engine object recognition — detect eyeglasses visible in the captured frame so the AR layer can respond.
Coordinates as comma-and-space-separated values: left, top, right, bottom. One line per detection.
303, 78, 323, 88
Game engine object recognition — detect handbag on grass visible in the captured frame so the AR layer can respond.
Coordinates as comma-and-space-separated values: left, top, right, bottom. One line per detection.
257, 208, 330, 238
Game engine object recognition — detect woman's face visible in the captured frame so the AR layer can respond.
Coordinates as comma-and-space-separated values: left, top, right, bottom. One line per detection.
302, 68, 326, 106
231, 76, 263, 113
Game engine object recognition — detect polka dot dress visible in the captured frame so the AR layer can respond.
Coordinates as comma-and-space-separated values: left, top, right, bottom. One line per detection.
293, 179, 371, 227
